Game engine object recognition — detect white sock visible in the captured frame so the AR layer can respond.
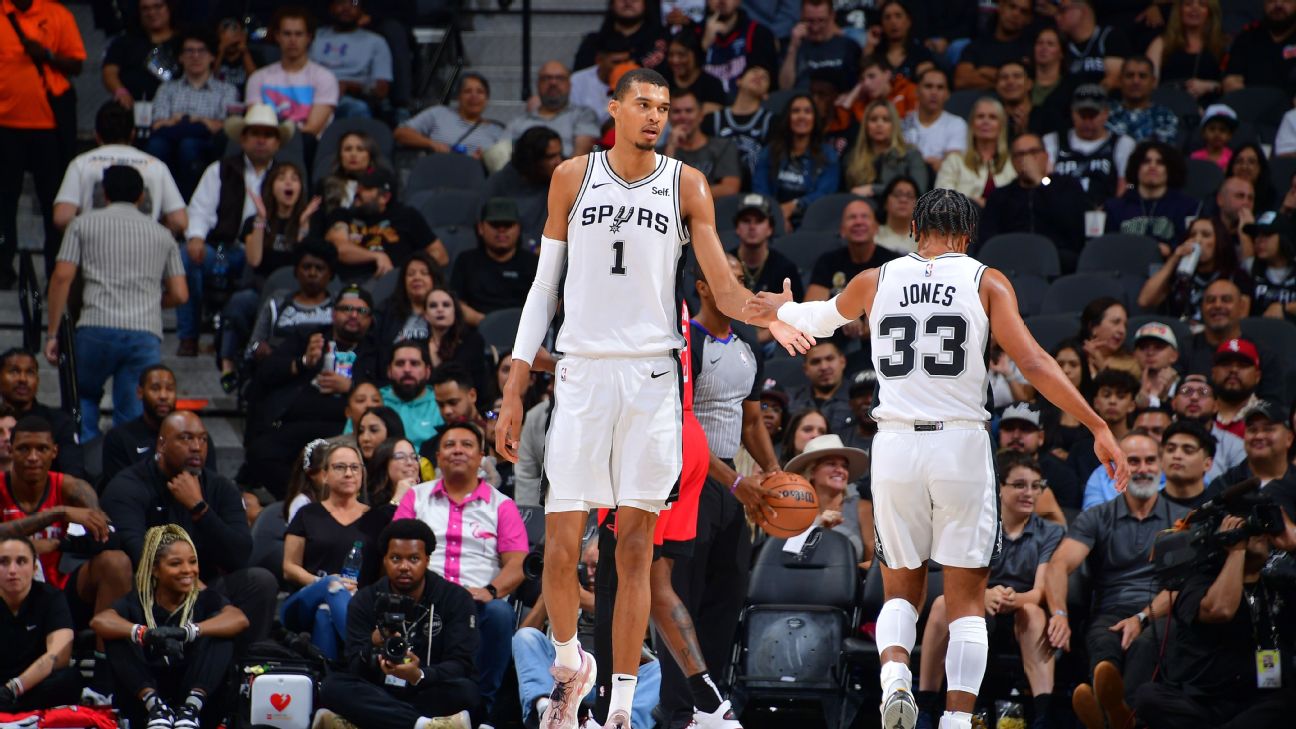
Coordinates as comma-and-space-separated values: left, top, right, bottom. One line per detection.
876, 598, 919, 654
945, 616, 989, 695
938, 711, 974, 729
880, 660, 912, 697
553, 634, 581, 670
609, 673, 637, 718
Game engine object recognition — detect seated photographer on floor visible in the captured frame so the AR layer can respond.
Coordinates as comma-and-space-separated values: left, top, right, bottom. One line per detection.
0, 537, 79, 712
91, 525, 249, 729
320, 519, 482, 729
1133, 506, 1296, 728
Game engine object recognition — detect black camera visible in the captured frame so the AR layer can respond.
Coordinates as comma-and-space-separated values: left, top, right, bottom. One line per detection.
1153, 478, 1287, 589
374, 592, 419, 662
522, 543, 593, 589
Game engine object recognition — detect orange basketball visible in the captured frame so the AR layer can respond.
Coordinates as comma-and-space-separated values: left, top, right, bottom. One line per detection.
756, 472, 819, 538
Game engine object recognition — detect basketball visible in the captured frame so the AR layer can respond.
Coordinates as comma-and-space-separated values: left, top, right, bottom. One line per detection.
756, 472, 819, 538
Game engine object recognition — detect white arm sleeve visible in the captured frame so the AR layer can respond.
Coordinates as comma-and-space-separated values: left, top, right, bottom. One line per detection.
511, 236, 568, 366
776, 296, 853, 338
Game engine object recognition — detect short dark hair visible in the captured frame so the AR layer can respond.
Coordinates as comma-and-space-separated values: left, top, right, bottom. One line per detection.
597, 31, 634, 56
998, 58, 1032, 79
1122, 55, 1155, 73
360, 406, 406, 440
334, 285, 375, 309
95, 102, 135, 144
513, 126, 562, 180
294, 238, 338, 271
862, 56, 894, 74
456, 71, 491, 98
12, 415, 53, 438
0, 537, 37, 561
995, 450, 1041, 485
433, 420, 486, 453
614, 68, 669, 100
1092, 368, 1140, 398
391, 338, 430, 367
430, 363, 475, 391
138, 364, 174, 388
271, 6, 316, 36
917, 66, 950, 87
1079, 297, 1124, 341
177, 27, 216, 55
0, 349, 35, 370
1161, 418, 1216, 458
102, 165, 144, 204
379, 518, 437, 557
671, 86, 698, 106
1134, 404, 1174, 421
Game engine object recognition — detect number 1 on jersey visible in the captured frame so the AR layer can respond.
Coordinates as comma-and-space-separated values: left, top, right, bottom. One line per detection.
610, 240, 627, 275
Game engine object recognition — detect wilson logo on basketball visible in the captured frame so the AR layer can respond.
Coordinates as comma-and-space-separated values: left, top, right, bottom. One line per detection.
776, 488, 815, 504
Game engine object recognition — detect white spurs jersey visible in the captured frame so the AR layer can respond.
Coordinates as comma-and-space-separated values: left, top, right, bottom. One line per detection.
868, 252, 991, 422
557, 151, 690, 357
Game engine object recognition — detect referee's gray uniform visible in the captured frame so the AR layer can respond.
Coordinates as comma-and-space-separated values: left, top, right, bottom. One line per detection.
658, 319, 764, 727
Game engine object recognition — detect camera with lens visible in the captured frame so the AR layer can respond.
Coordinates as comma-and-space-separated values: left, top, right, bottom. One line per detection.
374, 592, 419, 663
1153, 478, 1287, 590
522, 542, 592, 589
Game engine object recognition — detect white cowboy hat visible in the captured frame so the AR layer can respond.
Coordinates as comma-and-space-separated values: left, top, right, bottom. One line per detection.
223, 103, 294, 143
783, 434, 869, 482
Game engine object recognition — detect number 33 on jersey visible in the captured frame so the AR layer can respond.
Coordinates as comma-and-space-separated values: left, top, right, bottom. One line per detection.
559, 151, 690, 359
868, 253, 992, 423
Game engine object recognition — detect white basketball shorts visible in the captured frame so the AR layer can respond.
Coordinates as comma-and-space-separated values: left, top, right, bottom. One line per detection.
870, 423, 1001, 569
543, 354, 683, 513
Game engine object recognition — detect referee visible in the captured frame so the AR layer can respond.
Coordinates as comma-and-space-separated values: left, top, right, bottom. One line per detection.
658, 254, 780, 728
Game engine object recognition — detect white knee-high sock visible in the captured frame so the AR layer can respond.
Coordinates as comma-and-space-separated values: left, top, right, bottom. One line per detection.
945, 616, 989, 695
876, 598, 919, 654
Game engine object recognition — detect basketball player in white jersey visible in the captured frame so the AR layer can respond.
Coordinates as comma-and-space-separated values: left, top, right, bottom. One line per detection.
744, 189, 1130, 729
495, 68, 812, 729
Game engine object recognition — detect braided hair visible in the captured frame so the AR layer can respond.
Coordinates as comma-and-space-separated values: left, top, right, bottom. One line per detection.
137, 525, 201, 629
911, 188, 980, 251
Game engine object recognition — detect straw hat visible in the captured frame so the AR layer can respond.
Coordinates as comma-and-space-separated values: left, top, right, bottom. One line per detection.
223, 103, 295, 142
783, 434, 869, 481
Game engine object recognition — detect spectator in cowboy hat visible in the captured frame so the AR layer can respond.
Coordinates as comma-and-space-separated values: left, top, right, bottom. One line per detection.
784, 433, 870, 561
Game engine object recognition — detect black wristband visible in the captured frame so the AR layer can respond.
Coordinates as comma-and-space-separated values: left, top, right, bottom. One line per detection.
485, 584, 498, 599
190, 500, 209, 518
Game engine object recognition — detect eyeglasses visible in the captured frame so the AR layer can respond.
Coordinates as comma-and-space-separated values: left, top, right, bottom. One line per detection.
1003, 480, 1046, 493
329, 463, 363, 474
1177, 386, 1212, 398
1011, 147, 1046, 159
391, 452, 417, 462
336, 304, 371, 316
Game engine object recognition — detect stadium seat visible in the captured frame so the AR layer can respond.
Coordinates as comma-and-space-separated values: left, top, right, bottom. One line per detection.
478, 307, 523, 351
1126, 315, 1192, 353
516, 504, 545, 548
714, 193, 786, 235
732, 529, 862, 728
1041, 273, 1133, 315
772, 231, 843, 285
978, 233, 1061, 279
1010, 273, 1049, 318
1025, 313, 1081, 352
1241, 316, 1296, 366
408, 189, 481, 229
799, 193, 868, 233
1219, 86, 1289, 127
1270, 156, 1296, 201
436, 224, 479, 262
762, 88, 798, 117
762, 357, 808, 390
312, 117, 397, 177
1184, 158, 1224, 202
1151, 85, 1200, 122
405, 152, 487, 194
1076, 234, 1162, 278
249, 503, 287, 586
945, 88, 986, 120
365, 267, 401, 308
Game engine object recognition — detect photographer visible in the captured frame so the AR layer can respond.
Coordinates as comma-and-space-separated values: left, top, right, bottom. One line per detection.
1133, 517, 1294, 727
320, 519, 481, 729
91, 525, 249, 729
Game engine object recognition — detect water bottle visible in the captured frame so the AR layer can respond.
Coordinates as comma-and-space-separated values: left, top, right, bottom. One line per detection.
1176, 242, 1201, 277
341, 541, 363, 581
322, 340, 337, 373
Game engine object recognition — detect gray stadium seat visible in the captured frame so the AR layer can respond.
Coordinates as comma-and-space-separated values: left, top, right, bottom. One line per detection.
1184, 158, 1224, 202
762, 357, 808, 390
1270, 156, 1296, 201
1219, 87, 1289, 127
408, 188, 481, 229
365, 267, 401, 308
1241, 317, 1296, 361
772, 231, 843, 285
405, 152, 487, 194
977, 233, 1060, 279
1077, 234, 1162, 277
1151, 85, 1200, 122
799, 193, 868, 233
1041, 273, 1134, 315
436, 224, 479, 262
312, 117, 397, 178
946, 89, 987, 120
714, 193, 786, 235
478, 307, 523, 351
1025, 314, 1081, 353
1010, 273, 1049, 318
762, 88, 798, 116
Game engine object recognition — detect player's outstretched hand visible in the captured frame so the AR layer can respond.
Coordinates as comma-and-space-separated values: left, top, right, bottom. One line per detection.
1093, 424, 1130, 493
741, 277, 796, 325
495, 393, 523, 463
769, 319, 815, 355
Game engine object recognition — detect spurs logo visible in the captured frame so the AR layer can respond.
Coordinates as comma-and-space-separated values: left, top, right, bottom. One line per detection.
609, 206, 634, 233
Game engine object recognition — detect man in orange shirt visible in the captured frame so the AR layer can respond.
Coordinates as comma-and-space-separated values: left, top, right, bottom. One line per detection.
844, 56, 917, 122
0, 0, 85, 285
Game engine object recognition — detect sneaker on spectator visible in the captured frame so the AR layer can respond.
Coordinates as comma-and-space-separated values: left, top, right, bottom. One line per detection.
80, 686, 112, 707
541, 649, 597, 729
1071, 683, 1102, 729
602, 709, 630, 729
173, 702, 200, 729
1094, 660, 1132, 729
147, 701, 176, 729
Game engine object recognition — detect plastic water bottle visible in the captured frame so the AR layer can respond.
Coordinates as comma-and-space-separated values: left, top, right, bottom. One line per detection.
1176, 242, 1201, 277
210, 244, 230, 292
341, 541, 363, 581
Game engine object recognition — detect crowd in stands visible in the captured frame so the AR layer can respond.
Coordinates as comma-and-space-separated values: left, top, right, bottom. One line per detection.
1, 0, 1296, 727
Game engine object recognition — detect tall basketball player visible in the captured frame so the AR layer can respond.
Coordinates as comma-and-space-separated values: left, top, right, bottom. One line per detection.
496, 68, 812, 729
745, 189, 1130, 729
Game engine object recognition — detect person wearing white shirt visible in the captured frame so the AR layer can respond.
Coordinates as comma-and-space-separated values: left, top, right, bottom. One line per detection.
569, 34, 634, 124
901, 68, 967, 171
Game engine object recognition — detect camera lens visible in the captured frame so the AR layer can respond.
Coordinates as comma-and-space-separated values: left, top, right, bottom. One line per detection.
383, 635, 408, 662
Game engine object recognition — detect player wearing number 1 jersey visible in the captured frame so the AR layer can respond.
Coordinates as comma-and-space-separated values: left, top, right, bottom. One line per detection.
495, 68, 812, 729
743, 189, 1130, 729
